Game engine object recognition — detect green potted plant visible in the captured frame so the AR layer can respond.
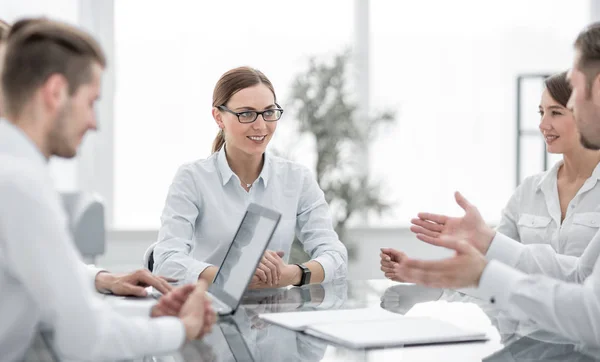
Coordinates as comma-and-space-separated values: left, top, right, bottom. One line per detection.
286, 49, 396, 262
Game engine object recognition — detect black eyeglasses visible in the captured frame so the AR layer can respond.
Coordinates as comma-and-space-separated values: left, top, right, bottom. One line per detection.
217, 104, 284, 124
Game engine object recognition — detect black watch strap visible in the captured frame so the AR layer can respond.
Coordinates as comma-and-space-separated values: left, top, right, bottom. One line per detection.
293, 263, 311, 286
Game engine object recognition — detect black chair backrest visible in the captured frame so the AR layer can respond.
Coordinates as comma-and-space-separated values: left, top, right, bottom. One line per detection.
148, 250, 154, 272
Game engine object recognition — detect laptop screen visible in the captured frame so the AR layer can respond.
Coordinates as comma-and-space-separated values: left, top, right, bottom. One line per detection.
212, 203, 280, 305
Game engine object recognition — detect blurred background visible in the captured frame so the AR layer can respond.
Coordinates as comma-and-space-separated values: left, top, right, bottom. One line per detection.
1, 0, 595, 278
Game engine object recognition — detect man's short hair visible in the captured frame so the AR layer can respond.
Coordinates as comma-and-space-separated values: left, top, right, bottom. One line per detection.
575, 22, 600, 96
1, 19, 106, 116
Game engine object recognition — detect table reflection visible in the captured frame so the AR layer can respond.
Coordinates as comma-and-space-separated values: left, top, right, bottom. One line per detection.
130, 279, 600, 362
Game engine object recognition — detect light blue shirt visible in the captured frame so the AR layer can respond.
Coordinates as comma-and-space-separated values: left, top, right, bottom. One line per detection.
153, 147, 348, 285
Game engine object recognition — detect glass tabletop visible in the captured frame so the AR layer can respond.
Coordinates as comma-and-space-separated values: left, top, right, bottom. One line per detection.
124, 279, 600, 362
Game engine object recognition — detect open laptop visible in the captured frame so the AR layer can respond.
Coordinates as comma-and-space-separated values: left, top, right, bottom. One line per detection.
149, 203, 280, 315
206, 203, 281, 316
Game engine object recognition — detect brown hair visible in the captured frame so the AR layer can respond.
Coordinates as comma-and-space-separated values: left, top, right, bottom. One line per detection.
1, 19, 106, 117
211, 66, 276, 153
574, 22, 600, 97
544, 71, 572, 108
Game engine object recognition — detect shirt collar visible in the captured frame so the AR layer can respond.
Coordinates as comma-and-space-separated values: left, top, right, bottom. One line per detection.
0, 119, 47, 168
590, 160, 600, 182
536, 160, 562, 192
216, 145, 271, 188
536, 159, 600, 191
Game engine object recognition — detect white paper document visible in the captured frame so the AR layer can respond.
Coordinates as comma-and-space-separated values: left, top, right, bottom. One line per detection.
259, 308, 487, 349
259, 307, 403, 331
304, 317, 488, 349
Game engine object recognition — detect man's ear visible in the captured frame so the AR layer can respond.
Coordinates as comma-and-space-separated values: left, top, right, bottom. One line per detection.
41, 73, 68, 112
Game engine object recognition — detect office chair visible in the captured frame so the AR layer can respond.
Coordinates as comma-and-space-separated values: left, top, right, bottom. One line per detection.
143, 241, 158, 272
61, 192, 105, 263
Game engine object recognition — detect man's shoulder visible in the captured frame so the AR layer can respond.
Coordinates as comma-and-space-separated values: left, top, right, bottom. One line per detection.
0, 154, 49, 193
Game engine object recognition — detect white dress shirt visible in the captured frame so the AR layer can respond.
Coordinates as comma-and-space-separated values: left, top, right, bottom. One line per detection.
0, 121, 184, 361
476, 230, 600, 347
497, 160, 600, 257
153, 147, 348, 285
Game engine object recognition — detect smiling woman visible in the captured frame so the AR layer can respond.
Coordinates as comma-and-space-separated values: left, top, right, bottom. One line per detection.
150, 66, 348, 290
494, 71, 600, 258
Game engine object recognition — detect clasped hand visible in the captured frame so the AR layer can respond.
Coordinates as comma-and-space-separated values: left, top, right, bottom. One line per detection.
249, 250, 300, 289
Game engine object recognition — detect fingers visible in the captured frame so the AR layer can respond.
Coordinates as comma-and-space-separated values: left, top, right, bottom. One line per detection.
135, 270, 173, 294
199, 299, 216, 337
380, 263, 397, 273
410, 224, 441, 239
158, 284, 196, 316
124, 285, 148, 297
416, 234, 469, 254
264, 251, 282, 284
260, 253, 276, 285
171, 284, 196, 303
388, 248, 407, 263
255, 267, 268, 284
257, 263, 272, 285
380, 248, 406, 262
410, 218, 444, 233
415, 233, 451, 248
380, 252, 398, 269
454, 191, 472, 211
276, 250, 285, 258
157, 296, 180, 316
380, 250, 392, 262
416, 212, 448, 225
159, 276, 179, 283
259, 251, 283, 286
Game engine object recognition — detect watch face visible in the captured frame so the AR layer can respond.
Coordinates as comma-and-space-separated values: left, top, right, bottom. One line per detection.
303, 267, 311, 284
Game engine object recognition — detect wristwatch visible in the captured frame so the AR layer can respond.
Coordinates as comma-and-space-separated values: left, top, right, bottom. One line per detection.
293, 263, 311, 286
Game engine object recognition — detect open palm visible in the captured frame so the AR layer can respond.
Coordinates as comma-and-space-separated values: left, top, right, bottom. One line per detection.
409, 192, 495, 253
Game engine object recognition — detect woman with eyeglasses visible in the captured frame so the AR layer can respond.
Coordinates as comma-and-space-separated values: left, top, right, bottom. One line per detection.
152, 66, 347, 289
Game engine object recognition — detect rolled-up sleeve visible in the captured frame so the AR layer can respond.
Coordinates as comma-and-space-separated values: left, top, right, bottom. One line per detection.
295, 167, 348, 283
153, 165, 211, 284
85, 264, 107, 292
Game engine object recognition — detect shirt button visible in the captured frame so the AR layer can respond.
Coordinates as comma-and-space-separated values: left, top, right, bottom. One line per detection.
490, 297, 496, 304
570, 204, 576, 208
